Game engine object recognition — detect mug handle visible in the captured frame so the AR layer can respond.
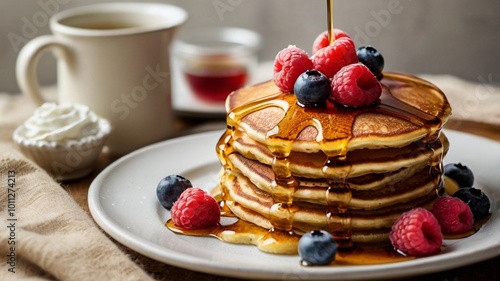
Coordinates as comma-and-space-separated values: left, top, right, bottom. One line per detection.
16, 35, 71, 106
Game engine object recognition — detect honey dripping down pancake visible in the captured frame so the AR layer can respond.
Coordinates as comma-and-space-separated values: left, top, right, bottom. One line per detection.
213, 72, 452, 253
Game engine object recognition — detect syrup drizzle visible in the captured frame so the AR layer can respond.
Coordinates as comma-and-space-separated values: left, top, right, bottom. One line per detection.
327, 0, 335, 44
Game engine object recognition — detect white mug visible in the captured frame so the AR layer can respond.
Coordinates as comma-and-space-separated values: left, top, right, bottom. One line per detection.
16, 2, 187, 156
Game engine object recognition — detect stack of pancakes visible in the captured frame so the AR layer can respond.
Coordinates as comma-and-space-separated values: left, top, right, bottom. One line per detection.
216, 73, 452, 244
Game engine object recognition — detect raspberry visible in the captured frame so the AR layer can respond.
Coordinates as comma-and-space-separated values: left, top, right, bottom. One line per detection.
311, 37, 357, 78
312, 29, 351, 54
431, 196, 474, 234
390, 208, 442, 256
273, 45, 313, 92
331, 63, 382, 107
170, 187, 220, 230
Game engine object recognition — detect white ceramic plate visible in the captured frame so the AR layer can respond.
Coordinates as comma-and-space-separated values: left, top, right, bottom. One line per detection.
88, 130, 500, 280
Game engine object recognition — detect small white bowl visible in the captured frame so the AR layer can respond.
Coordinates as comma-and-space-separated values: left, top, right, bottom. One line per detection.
13, 118, 111, 181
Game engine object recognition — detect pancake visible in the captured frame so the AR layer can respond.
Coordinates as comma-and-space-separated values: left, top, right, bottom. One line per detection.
223, 170, 442, 242
231, 130, 448, 179
216, 72, 452, 247
225, 156, 442, 209
225, 73, 451, 153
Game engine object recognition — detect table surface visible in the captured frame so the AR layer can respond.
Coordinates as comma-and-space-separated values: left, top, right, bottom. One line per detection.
64, 116, 500, 281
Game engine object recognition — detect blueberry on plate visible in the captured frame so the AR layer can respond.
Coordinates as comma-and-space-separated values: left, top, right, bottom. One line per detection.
453, 187, 490, 220
156, 175, 192, 210
444, 163, 474, 188
294, 70, 331, 108
357, 46, 384, 80
298, 230, 337, 266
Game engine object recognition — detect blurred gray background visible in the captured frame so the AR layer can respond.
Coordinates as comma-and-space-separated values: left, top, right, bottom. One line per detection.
1, 0, 499, 93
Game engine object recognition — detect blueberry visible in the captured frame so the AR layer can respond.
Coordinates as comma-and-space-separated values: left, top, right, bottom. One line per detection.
453, 187, 490, 220
444, 163, 474, 188
293, 70, 331, 108
156, 175, 192, 210
357, 46, 384, 80
298, 230, 337, 266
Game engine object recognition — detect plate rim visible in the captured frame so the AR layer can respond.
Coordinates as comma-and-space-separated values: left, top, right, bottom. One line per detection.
88, 129, 500, 280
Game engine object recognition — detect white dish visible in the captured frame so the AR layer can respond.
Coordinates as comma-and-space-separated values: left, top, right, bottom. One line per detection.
88, 130, 500, 280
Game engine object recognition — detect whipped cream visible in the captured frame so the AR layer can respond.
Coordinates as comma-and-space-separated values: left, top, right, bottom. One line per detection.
20, 102, 103, 142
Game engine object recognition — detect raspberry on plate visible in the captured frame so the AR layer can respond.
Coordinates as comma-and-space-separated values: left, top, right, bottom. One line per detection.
431, 196, 474, 234
273, 45, 313, 93
390, 208, 442, 256
311, 37, 358, 78
170, 187, 220, 230
331, 63, 382, 107
312, 29, 351, 54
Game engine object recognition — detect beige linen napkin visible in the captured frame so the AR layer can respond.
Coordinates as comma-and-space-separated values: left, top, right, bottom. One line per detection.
0, 93, 154, 280
419, 74, 500, 128
0, 145, 154, 281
